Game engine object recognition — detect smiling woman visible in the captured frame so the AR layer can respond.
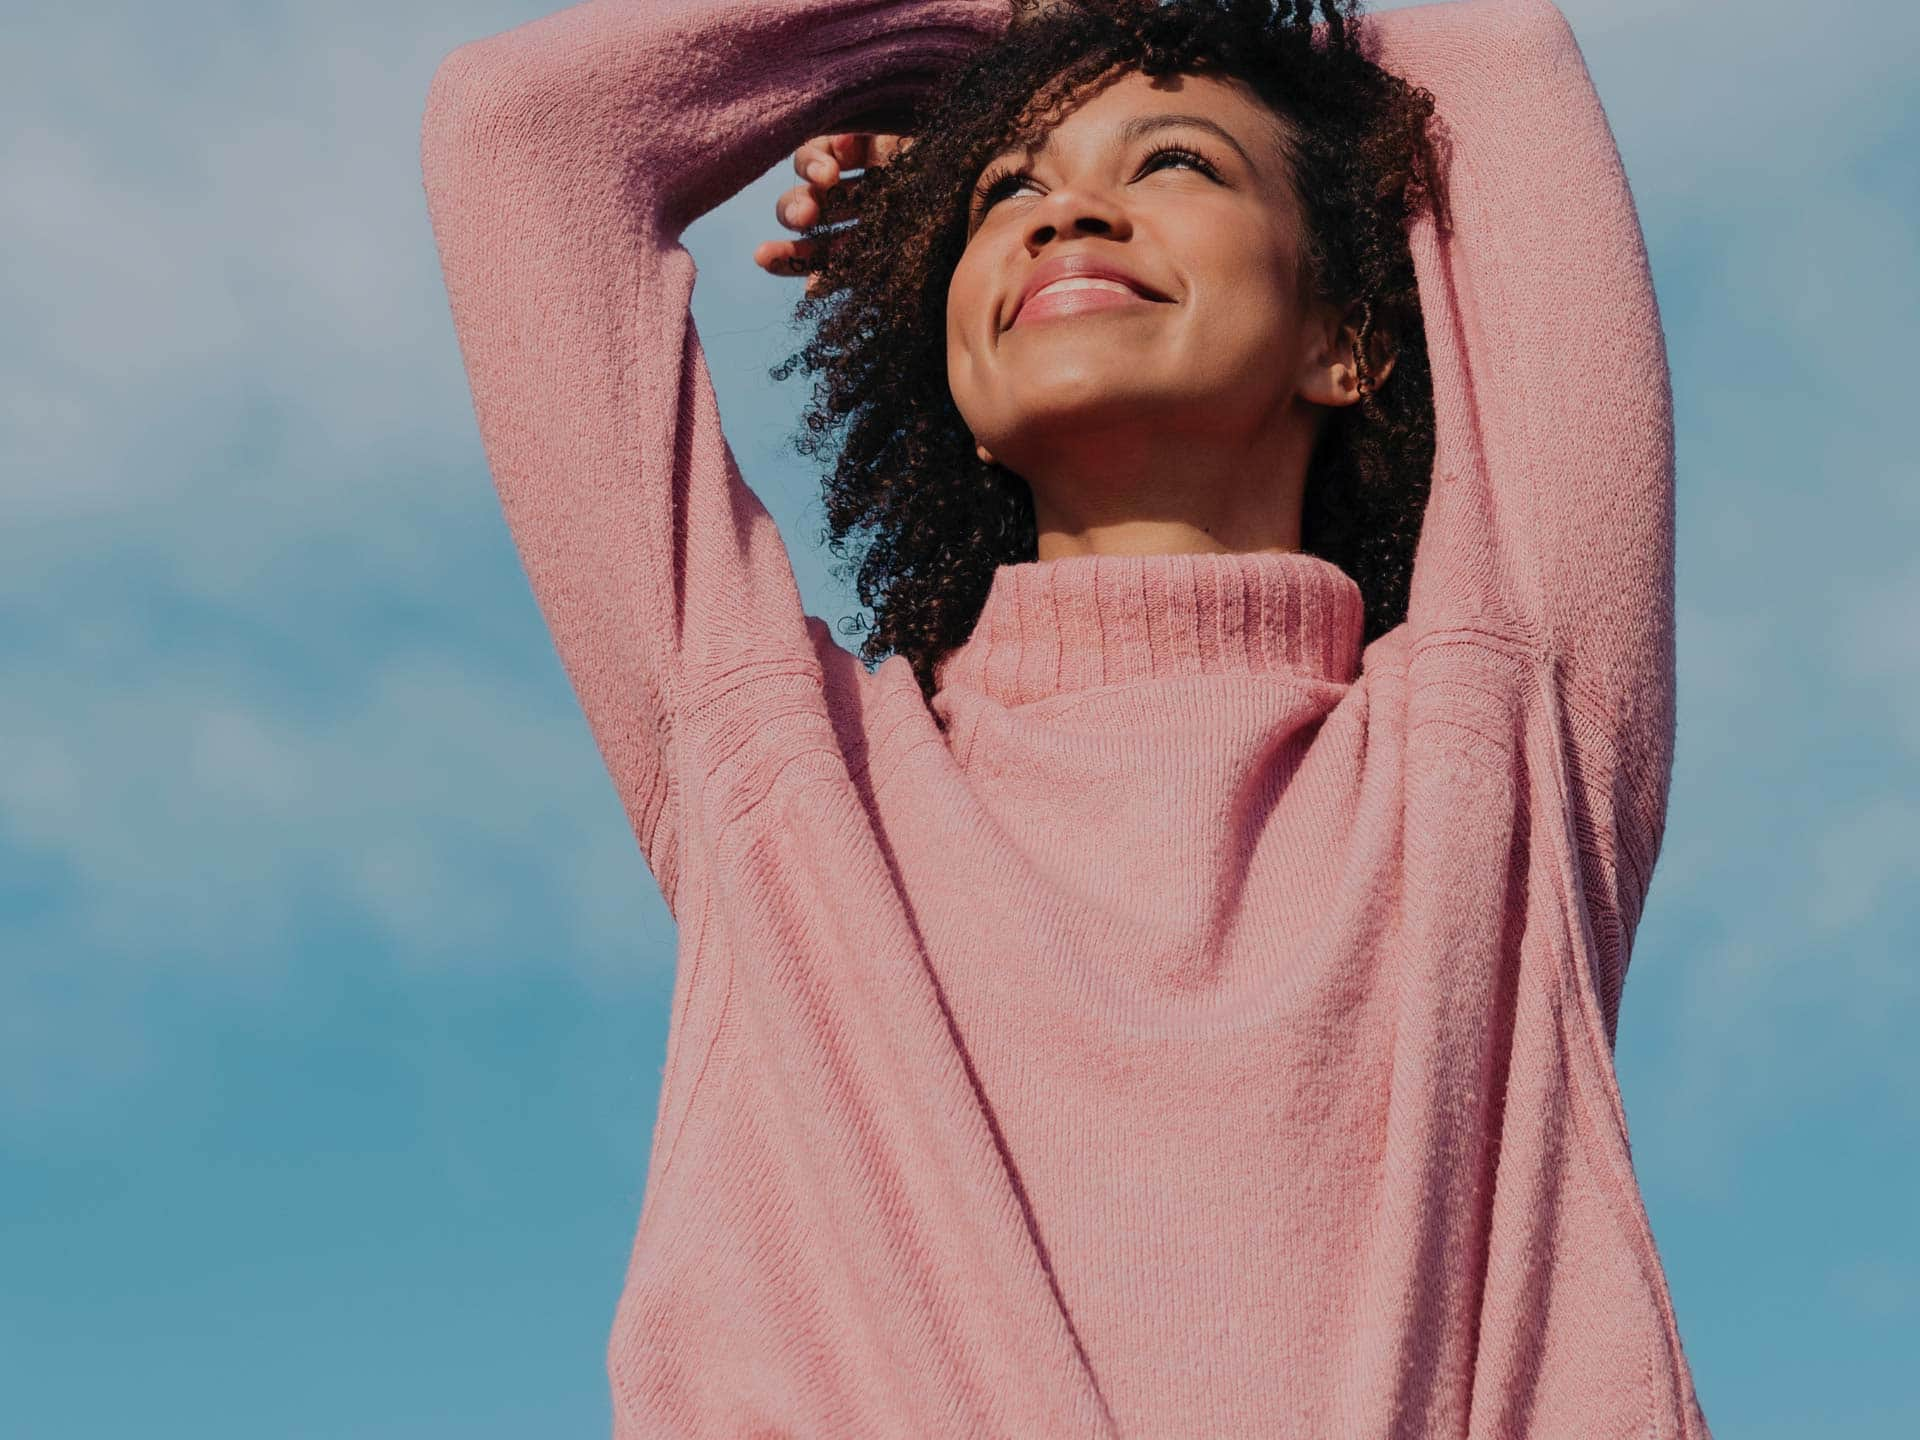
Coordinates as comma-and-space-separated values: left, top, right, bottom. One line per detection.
949, 69, 1385, 566
773, 0, 1440, 701
421, 0, 1703, 1435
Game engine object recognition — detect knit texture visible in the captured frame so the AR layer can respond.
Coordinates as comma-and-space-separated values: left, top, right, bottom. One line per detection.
420, 0, 1707, 1434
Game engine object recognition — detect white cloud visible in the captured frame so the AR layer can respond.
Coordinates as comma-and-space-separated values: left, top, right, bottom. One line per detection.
0, 637, 668, 973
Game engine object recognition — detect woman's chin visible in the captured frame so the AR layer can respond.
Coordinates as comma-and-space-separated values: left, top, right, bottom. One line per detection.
997, 367, 1176, 420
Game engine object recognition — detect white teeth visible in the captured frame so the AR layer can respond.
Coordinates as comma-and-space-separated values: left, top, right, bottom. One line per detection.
1032, 276, 1138, 300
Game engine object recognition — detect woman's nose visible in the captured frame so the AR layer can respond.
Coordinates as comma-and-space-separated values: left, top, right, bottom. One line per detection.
1021, 183, 1133, 249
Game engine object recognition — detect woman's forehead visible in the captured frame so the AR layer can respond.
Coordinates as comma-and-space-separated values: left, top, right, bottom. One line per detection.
986, 70, 1286, 166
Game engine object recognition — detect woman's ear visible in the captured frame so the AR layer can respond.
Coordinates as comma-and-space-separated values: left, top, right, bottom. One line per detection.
1298, 299, 1397, 407
975, 438, 997, 465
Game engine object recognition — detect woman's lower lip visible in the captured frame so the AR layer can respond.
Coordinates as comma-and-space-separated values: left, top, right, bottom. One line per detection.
1012, 286, 1160, 328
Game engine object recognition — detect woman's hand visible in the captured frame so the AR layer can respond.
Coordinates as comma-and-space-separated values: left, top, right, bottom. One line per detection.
753, 132, 911, 298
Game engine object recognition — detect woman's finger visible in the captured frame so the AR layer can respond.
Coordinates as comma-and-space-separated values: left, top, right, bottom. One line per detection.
793, 132, 889, 186
829, 133, 876, 172
775, 182, 820, 233
793, 138, 837, 186
754, 235, 821, 276
776, 175, 864, 232
794, 133, 867, 184
754, 237, 838, 297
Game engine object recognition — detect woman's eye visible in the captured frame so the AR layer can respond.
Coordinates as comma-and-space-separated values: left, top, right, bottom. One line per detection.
972, 144, 1218, 219
972, 170, 1032, 214
1140, 145, 1215, 177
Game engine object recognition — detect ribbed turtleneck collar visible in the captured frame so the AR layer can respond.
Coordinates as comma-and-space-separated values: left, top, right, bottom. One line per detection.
932, 549, 1365, 709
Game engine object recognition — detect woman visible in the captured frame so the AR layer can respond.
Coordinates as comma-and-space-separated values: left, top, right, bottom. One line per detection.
421, 0, 1711, 1434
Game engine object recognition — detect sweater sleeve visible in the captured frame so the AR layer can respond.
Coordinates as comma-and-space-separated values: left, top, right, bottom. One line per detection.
418, 0, 1012, 915
1369, 0, 1676, 1036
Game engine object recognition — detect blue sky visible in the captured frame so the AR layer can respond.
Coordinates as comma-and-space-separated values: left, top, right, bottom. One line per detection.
3, 0, 1915, 1434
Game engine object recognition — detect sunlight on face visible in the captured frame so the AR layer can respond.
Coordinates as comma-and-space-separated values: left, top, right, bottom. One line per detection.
945, 69, 1315, 481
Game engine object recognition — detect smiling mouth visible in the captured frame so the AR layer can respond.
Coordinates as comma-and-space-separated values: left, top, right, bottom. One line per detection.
1012, 277, 1167, 329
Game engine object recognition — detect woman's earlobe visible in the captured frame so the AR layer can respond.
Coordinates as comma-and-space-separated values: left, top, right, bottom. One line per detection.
1299, 358, 1365, 409
975, 439, 996, 465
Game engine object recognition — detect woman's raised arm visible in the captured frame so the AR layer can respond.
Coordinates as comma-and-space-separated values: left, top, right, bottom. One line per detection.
1372, 0, 1677, 1035
419, 0, 1010, 914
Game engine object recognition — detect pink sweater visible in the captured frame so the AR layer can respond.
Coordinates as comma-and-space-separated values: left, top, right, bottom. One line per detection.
421, 0, 1710, 1433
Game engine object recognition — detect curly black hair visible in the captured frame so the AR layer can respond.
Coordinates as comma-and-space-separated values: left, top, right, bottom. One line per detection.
771, 0, 1445, 707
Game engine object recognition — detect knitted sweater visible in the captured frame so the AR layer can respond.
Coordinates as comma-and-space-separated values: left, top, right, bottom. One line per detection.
420, 0, 1710, 1434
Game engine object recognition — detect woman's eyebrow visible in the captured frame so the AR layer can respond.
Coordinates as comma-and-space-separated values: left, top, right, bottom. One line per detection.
1114, 113, 1256, 167
1011, 112, 1258, 170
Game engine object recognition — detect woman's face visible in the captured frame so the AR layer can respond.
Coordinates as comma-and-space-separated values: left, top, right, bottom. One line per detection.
946, 68, 1334, 497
